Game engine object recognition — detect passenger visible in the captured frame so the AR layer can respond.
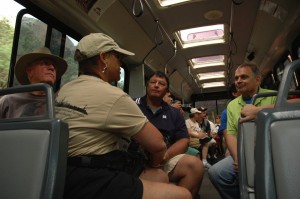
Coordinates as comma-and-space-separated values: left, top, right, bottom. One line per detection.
163, 91, 174, 104
208, 63, 276, 199
0, 47, 67, 118
185, 108, 212, 167
205, 114, 217, 136
196, 107, 216, 168
213, 114, 223, 158
163, 91, 185, 116
204, 114, 218, 161
214, 115, 221, 133
55, 33, 192, 199
135, 71, 204, 198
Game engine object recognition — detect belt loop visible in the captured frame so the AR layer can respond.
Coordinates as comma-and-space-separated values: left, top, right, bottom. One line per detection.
81, 156, 92, 167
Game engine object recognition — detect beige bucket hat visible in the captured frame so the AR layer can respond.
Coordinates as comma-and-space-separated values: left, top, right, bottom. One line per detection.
14, 47, 68, 85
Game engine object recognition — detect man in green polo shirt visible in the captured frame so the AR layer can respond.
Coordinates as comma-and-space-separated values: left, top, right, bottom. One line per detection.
208, 63, 276, 199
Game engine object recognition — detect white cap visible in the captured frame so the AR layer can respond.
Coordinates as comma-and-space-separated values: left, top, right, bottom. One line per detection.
190, 108, 201, 114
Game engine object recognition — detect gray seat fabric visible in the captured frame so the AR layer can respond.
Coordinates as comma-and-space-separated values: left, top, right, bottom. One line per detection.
255, 110, 300, 199
254, 59, 300, 199
0, 84, 68, 199
238, 121, 256, 199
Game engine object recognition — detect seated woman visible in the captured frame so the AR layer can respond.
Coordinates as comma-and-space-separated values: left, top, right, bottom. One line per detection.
55, 33, 192, 199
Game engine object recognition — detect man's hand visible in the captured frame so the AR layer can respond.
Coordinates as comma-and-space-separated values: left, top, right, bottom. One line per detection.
233, 160, 239, 174
240, 104, 260, 123
171, 101, 182, 110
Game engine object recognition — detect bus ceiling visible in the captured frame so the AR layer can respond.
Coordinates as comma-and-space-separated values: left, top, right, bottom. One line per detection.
14, 0, 300, 101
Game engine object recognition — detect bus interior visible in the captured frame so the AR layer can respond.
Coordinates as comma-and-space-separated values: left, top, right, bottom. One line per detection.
1, 0, 300, 198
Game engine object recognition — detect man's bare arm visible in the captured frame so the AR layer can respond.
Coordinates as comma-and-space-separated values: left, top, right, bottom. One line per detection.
226, 134, 238, 173
132, 122, 167, 167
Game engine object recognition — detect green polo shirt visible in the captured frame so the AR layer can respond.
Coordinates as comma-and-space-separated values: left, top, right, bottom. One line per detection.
227, 87, 277, 136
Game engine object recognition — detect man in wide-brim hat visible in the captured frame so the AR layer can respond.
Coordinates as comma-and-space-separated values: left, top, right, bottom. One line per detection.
0, 47, 68, 118
14, 47, 68, 85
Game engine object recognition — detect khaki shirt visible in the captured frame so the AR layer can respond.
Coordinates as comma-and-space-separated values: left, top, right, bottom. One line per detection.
55, 75, 148, 156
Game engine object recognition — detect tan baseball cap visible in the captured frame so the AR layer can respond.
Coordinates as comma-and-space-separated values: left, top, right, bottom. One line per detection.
75, 33, 134, 62
14, 47, 68, 85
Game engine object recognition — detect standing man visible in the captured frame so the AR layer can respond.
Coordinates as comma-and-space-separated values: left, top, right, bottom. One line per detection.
208, 63, 276, 199
135, 71, 204, 198
0, 47, 68, 118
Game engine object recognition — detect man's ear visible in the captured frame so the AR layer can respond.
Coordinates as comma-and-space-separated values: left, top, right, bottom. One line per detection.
25, 66, 32, 76
256, 75, 262, 85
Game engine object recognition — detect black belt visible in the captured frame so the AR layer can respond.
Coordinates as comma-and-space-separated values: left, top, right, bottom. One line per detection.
68, 150, 128, 168
67, 150, 147, 176
68, 155, 106, 168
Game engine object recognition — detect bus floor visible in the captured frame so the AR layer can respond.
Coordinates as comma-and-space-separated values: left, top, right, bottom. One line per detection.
198, 169, 221, 199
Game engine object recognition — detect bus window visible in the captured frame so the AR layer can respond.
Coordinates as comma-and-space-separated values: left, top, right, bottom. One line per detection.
110, 66, 127, 91
275, 54, 298, 91
0, 1, 24, 88
61, 35, 78, 86
117, 67, 125, 90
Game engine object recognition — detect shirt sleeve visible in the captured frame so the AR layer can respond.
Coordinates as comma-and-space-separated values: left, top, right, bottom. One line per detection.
218, 109, 227, 134
227, 102, 237, 136
105, 94, 148, 137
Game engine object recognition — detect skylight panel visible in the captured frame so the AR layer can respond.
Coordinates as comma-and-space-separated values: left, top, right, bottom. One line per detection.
202, 81, 225, 88
175, 24, 226, 48
158, 0, 192, 7
190, 55, 225, 68
197, 71, 225, 80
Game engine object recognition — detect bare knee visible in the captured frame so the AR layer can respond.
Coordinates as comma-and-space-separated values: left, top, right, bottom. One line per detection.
172, 155, 204, 180
140, 167, 169, 183
185, 155, 204, 174
142, 180, 192, 199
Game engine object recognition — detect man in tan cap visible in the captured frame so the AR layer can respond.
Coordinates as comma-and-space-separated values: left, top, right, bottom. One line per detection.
55, 33, 192, 199
0, 47, 68, 118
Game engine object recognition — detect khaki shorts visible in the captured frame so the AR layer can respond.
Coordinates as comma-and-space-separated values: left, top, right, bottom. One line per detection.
162, 154, 185, 173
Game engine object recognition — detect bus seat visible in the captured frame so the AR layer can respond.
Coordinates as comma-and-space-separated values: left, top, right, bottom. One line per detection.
238, 91, 278, 199
0, 84, 69, 199
238, 121, 256, 199
255, 59, 300, 199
